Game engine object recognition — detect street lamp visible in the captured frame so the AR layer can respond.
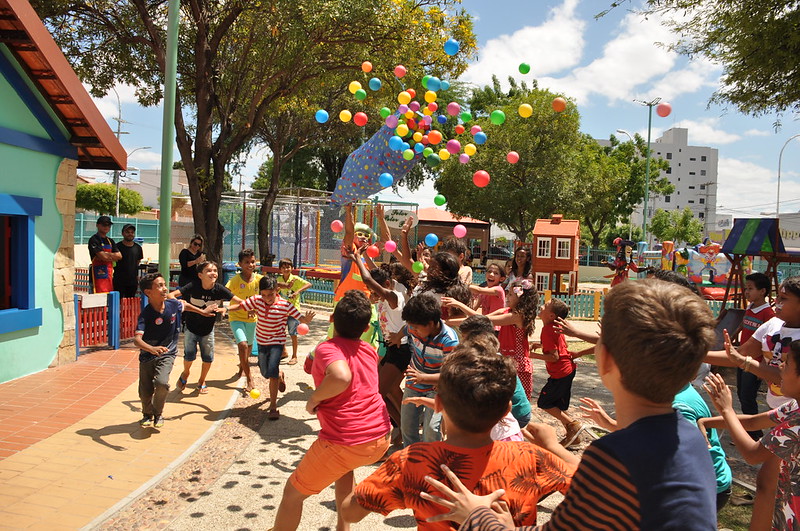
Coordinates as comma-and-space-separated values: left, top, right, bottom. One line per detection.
777, 134, 800, 217
115, 146, 151, 216
616, 129, 635, 239
633, 97, 662, 245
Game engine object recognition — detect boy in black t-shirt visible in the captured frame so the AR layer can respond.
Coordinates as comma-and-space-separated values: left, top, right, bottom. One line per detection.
113, 223, 144, 297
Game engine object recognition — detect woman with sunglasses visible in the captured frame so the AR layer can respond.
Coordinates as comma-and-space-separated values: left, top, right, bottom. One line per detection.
179, 235, 206, 287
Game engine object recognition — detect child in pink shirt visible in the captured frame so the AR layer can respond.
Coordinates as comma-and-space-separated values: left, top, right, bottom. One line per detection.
468, 263, 506, 330
273, 290, 391, 531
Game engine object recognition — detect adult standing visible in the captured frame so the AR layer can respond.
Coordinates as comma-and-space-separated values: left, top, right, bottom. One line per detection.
179, 235, 205, 287
88, 215, 121, 293
113, 223, 144, 297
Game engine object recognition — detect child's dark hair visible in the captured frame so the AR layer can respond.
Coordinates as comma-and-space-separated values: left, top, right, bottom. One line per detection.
238, 248, 255, 263
745, 272, 771, 293
789, 340, 800, 375
782, 276, 800, 299
196, 260, 216, 274
139, 272, 163, 292
402, 292, 441, 326
459, 315, 495, 339
438, 344, 517, 433
388, 262, 416, 292
511, 280, 539, 336
278, 258, 294, 269
333, 290, 372, 339
512, 247, 532, 277
549, 298, 570, 319
486, 262, 505, 278
259, 276, 277, 291
420, 252, 460, 294
444, 283, 472, 318
653, 269, 701, 296
601, 280, 716, 403
370, 267, 390, 287
440, 236, 468, 263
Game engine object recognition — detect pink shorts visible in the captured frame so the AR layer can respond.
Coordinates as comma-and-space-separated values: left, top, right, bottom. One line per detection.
289, 433, 390, 495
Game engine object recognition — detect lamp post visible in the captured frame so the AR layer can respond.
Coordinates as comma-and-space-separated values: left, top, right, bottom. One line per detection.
115, 146, 151, 216
616, 129, 635, 240
633, 98, 662, 245
777, 134, 800, 217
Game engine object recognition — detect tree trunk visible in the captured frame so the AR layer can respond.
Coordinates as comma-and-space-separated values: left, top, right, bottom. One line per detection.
256, 155, 284, 264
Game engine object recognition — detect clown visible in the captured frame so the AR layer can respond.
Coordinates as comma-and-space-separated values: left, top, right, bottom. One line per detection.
602, 237, 642, 287
335, 203, 374, 302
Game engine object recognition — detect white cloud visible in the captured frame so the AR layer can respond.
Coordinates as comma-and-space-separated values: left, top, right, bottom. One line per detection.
670, 118, 741, 145
460, 0, 585, 88
126, 149, 162, 168
716, 158, 800, 215
87, 83, 140, 121
641, 56, 721, 103
744, 128, 771, 137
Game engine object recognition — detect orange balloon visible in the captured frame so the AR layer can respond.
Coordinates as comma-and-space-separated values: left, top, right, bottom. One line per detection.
428, 130, 443, 144
361, 61, 373, 73
552, 97, 567, 113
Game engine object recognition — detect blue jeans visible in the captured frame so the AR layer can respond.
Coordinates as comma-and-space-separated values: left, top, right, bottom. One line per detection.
183, 329, 214, 362
258, 344, 283, 379
401, 387, 441, 447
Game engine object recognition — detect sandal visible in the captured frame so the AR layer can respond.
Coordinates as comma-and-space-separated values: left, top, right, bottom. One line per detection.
268, 409, 280, 421
199, 384, 209, 394
278, 372, 286, 393
177, 376, 187, 391
287, 358, 298, 366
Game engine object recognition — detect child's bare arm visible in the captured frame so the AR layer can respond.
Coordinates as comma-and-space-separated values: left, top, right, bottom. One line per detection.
522, 423, 580, 465
468, 284, 502, 297
554, 317, 599, 344
134, 334, 168, 356
570, 346, 595, 359
578, 397, 617, 431
402, 396, 436, 409
704, 334, 761, 367
306, 360, 352, 414
405, 366, 439, 386
698, 410, 777, 432
529, 349, 559, 362
299, 310, 316, 325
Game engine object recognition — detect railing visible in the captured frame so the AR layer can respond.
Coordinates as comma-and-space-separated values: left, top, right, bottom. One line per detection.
75, 267, 90, 292
120, 296, 141, 340
74, 292, 120, 356
542, 289, 605, 320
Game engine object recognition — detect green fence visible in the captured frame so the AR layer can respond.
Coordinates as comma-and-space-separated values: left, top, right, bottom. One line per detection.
75, 213, 161, 244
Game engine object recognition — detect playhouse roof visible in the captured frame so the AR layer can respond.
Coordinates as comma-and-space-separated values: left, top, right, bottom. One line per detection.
532, 215, 580, 237
721, 218, 786, 255
0, 0, 126, 170
416, 207, 489, 226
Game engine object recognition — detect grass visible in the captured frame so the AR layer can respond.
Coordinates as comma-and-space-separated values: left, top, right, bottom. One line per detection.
718, 484, 753, 530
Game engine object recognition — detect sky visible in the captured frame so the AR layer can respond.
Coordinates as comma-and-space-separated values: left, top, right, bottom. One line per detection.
84, 0, 800, 220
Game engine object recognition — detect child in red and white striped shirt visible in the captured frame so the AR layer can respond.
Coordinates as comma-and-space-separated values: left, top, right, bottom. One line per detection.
230, 276, 314, 420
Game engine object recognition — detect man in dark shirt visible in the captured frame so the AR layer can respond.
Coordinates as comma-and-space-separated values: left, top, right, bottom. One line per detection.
88, 215, 121, 293
113, 224, 144, 297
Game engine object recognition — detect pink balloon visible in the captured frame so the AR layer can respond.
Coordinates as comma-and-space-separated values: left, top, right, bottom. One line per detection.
446, 139, 461, 154
656, 102, 672, 117
394, 65, 407, 78
459, 153, 470, 164
409, 101, 420, 112
297, 323, 309, 335
470, 125, 482, 136
423, 115, 433, 125
385, 115, 399, 128
446, 102, 461, 116
331, 219, 344, 233
453, 224, 467, 238
506, 151, 520, 164
473, 170, 490, 187
384, 240, 397, 253
398, 104, 409, 114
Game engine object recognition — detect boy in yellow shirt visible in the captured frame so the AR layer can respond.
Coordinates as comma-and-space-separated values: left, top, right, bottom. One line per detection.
226, 249, 262, 391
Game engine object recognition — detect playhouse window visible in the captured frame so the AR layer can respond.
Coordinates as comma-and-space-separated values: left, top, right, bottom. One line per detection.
556, 238, 571, 259
0, 194, 42, 334
536, 238, 551, 259
535, 273, 550, 292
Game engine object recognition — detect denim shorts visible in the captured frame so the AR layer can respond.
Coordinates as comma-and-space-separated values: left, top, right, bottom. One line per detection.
184, 328, 215, 363
258, 344, 284, 379
287, 316, 300, 336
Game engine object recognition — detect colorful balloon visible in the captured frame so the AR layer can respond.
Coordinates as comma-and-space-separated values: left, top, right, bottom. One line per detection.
446, 139, 461, 154
385, 114, 399, 128
366, 244, 380, 258
425, 233, 439, 247
249, 389, 261, 399
552, 97, 567, 113
389, 136, 404, 151
339, 110, 352, 122
396, 124, 409, 137
394, 65, 407, 78
331, 220, 344, 233
453, 224, 467, 238
506, 151, 520, 164
368, 78, 382, 91
407, 88, 417, 99
348, 81, 362, 94
444, 38, 460, 56
657, 102, 672, 117
470, 125, 482, 136
434, 194, 447, 206
490, 110, 506, 125
428, 102, 439, 112
426, 153, 441, 167
297, 323, 309, 335
398, 91, 411, 105
473, 170, 490, 187
422, 147, 433, 157
425, 91, 437, 103
315, 109, 329, 123
439, 149, 451, 160
409, 101, 421, 112
421, 75, 431, 89
403, 149, 415, 160
427, 130, 443, 144
384, 240, 397, 253
412, 261, 424, 274
460, 111, 472, 123
474, 132, 487, 145
379, 172, 394, 187
380, 107, 392, 119
518, 103, 533, 118
427, 77, 442, 92
361, 61, 373, 73
464, 143, 477, 156
437, 115, 448, 124
459, 153, 470, 164
519, 63, 531, 74
455, 124, 465, 135
447, 102, 461, 116
441, 80, 451, 91
353, 112, 368, 126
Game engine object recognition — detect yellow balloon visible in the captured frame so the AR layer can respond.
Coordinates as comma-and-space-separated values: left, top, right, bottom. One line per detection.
398, 91, 412, 105
396, 124, 409, 137
404, 110, 415, 119
422, 108, 433, 116
518, 103, 533, 118
339, 110, 352, 122
424, 90, 437, 103
413, 132, 423, 142
439, 149, 451, 160
464, 143, 477, 156
348, 81, 362, 94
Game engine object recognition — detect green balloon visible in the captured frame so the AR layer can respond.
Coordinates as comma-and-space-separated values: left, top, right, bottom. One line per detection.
412, 261, 424, 273
434, 194, 447, 206
354, 89, 367, 101
421, 75, 431, 89
403, 149, 415, 161
380, 107, 391, 119
519, 62, 531, 74
426, 154, 441, 167
459, 111, 472, 123
423, 147, 434, 157
490, 110, 506, 125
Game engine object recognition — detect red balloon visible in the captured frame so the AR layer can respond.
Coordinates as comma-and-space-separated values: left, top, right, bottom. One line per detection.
551, 97, 566, 113
366, 244, 380, 258
331, 220, 344, 233
297, 323, 310, 335
473, 170, 490, 188
394, 64, 407, 78
407, 118, 417, 130
407, 88, 416, 99
506, 151, 520, 164
656, 102, 672, 117
427, 102, 438, 112
353, 112, 368, 127
455, 124, 465, 135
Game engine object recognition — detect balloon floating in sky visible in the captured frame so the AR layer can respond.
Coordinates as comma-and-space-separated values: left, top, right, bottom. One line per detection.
412, 261, 424, 274
519, 62, 531, 74
656, 102, 672, 117
434, 194, 447, 206
339, 110, 352, 122
474, 131, 487, 145
427, 77, 442, 92
444, 38, 460, 56
464, 143, 477, 156
379, 172, 393, 187
331, 220, 344, 233
490, 110, 506, 125
366, 245, 380, 258
446, 139, 461, 154
384, 240, 397, 253
460, 111, 472, 123
447, 102, 461, 116
518, 103, 533, 118
368, 78, 382, 91
394, 65, 407, 78
506, 151, 520, 164
455, 124, 465, 135
315, 109, 329, 123
348, 81, 362, 94
354, 89, 367, 101
354, 112, 368, 126
453, 224, 467, 238
361, 61, 373, 73
552, 97, 566, 113
473, 170, 490, 188
297, 323, 309, 335
470, 125, 482, 136
425, 233, 439, 247
459, 153, 470, 164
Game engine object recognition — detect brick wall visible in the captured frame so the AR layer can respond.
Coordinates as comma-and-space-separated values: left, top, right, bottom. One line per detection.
52, 158, 77, 366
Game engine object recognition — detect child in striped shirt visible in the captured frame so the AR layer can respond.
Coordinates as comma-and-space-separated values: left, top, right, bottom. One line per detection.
229, 276, 314, 420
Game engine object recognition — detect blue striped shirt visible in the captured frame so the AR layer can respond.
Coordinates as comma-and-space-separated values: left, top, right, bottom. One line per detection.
405, 321, 459, 392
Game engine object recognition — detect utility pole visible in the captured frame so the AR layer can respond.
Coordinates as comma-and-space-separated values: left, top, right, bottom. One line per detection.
240, 175, 246, 251
111, 87, 129, 218
701, 181, 714, 236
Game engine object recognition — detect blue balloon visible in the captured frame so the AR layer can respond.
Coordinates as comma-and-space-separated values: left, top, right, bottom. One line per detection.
441, 80, 451, 91
437, 115, 448, 124
389, 135, 404, 151
402, 142, 410, 151
414, 142, 425, 153
368, 77, 382, 91
379, 172, 394, 187
315, 109, 329, 123
427, 77, 442, 92
474, 131, 487, 145
444, 38, 460, 56
425, 233, 439, 247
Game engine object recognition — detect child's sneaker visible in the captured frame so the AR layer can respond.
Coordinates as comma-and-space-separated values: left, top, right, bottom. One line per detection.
154, 416, 164, 428
560, 421, 583, 447
139, 415, 154, 427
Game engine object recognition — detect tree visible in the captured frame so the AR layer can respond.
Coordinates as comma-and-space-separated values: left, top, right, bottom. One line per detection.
36, 0, 475, 263
435, 79, 583, 241
649, 207, 704, 246
76, 183, 144, 215
601, 1, 800, 116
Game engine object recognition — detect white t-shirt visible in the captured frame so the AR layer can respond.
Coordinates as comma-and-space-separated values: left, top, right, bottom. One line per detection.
378, 287, 407, 344
752, 317, 800, 408
490, 411, 523, 442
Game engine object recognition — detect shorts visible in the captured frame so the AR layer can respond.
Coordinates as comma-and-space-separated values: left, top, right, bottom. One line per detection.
380, 343, 412, 372
258, 344, 284, 379
537, 370, 577, 411
287, 316, 299, 336
289, 434, 390, 495
184, 329, 215, 363
230, 321, 257, 346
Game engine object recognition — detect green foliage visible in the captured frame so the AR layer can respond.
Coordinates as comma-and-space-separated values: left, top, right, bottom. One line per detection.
76, 183, 144, 215
649, 207, 704, 245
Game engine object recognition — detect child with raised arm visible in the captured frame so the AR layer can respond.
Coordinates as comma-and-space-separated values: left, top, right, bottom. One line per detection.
225, 248, 262, 392
425, 280, 720, 530
272, 290, 390, 531
228, 276, 314, 420
341, 343, 576, 530
468, 263, 506, 327
277, 258, 312, 365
